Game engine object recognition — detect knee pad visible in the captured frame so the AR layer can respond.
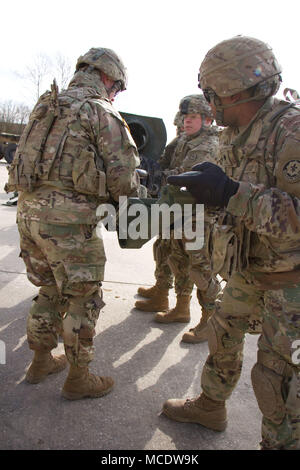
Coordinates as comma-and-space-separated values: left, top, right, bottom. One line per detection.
62, 291, 104, 366
251, 362, 286, 424
68, 291, 105, 319
35, 285, 60, 306
207, 315, 244, 356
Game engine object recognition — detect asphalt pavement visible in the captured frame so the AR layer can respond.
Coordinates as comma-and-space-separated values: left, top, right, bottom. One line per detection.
0, 160, 262, 452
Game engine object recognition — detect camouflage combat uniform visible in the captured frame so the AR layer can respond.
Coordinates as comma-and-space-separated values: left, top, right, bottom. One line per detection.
162, 126, 221, 311
148, 135, 185, 292
163, 36, 299, 449
201, 96, 300, 449
8, 69, 139, 368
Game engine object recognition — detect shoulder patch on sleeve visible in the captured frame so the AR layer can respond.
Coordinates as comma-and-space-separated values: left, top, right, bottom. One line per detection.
282, 160, 300, 183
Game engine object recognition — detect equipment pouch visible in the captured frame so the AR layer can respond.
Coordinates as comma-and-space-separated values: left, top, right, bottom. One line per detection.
211, 222, 238, 281
72, 148, 107, 198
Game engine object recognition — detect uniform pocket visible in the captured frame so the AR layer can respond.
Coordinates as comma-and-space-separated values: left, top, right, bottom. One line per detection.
72, 148, 107, 197
212, 224, 238, 281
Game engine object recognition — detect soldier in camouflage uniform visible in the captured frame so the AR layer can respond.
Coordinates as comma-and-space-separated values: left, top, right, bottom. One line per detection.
162, 36, 300, 450
136, 95, 222, 343
136, 110, 185, 313
5, 48, 140, 400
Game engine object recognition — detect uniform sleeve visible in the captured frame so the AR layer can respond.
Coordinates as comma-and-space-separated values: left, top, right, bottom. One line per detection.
226, 110, 300, 242
227, 182, 300, 242
90, 103, 140, 202
158, 137, 178, 170
180, 133, 219, 172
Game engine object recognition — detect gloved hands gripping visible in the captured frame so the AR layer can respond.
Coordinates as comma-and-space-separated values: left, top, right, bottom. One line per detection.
167, 161, 239, 207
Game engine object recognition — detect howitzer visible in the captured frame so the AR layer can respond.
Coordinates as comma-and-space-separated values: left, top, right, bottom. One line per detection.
119, 112, 167, 196
117, 184, 197, 249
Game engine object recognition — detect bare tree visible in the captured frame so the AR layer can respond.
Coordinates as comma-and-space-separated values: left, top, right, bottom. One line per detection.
0, 100, 18, 124
15, 103, 31, 125
25, 53, 53, 101
15, 53, 53, 103
54, 52, 73, 90
15, 52, 73, 103
0, 100, 31, 132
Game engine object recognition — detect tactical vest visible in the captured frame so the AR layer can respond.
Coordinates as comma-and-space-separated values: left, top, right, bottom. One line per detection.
211, 99, 300, 281
5, 81, 107, 200
169, 127, 218, 171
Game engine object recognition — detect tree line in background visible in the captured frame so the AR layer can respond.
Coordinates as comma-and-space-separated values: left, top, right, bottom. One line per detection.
1, 52, 73, 131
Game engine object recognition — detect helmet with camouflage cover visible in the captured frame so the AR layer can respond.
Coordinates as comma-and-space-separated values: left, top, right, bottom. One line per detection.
76, 47, 128, 91
198, 35, 282, 98
173, 111, 184, 136
173, 111, 184, 127
179, 94, 213, 118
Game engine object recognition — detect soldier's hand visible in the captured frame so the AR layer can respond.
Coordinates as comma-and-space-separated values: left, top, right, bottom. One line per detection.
166, 161, 239, 207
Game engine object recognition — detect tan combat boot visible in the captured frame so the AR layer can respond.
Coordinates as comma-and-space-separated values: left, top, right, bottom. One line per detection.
135, 287, 169, 312
162, 393, 227, 432
181, 309, 212, 343
154, 295, 191, 323
137, 284, 161, 298
61, 365, 114, 400
25, 351, 68, 384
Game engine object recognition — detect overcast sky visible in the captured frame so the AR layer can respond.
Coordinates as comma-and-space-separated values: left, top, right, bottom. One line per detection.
1, 0, 300, 138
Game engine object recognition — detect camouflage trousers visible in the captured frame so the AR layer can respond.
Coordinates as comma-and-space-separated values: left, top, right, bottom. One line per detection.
153, 237, 173, 290
153, 232, 221, 312
18, 218, 106, 367
201, 271, 300, 449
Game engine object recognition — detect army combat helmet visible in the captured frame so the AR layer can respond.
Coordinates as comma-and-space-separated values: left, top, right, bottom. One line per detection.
76, 47, 128, 91
179, 94, 213, 118
198, 36, 282, 125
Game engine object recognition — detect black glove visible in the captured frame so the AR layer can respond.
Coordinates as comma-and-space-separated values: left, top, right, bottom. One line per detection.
166, 161, 239, 207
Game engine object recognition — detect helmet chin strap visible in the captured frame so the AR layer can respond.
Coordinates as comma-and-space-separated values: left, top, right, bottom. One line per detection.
105, 80, 123, 98
212, 74, 282, 125
213, 94, 262, 126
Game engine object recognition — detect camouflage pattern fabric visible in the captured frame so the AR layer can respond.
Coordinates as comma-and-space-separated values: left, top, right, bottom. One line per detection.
199, 36, 282, 98
173, 111, 184, 136
255, 284, 300, 450
19, 219, 106, 366
15, 69, 140, 367
158, 136, 181, 171
153, 126, 220, 308
201, 96, 300, 449
15, 71, 139, 225
152, 237, 173, 290
179, 94, 213, 118
165, 127, 221, 309
168, 228, 222, 312
166, 235, 194, 296
163, 126, 219, 177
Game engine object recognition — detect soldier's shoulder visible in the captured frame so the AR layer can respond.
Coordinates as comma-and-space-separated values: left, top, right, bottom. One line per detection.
205, 125, 221, 137
64, 90, 123, 123
191, 127, 219, 150
87, 96, 123, 121
176, 133, 188, 144
270, 99, 300, 133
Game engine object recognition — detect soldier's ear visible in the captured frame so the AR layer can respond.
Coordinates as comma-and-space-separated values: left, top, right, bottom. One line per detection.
100, 71, 114, 88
